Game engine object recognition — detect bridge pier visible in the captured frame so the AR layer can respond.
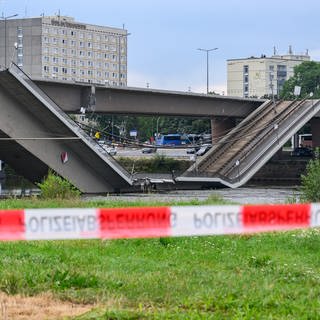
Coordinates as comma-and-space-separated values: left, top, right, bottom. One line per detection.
311, 118, 320, 147
211, 117, 236, 143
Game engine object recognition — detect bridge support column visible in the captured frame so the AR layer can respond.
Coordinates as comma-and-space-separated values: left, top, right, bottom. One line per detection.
311, 118, 320, 147
211, 117, 236, 143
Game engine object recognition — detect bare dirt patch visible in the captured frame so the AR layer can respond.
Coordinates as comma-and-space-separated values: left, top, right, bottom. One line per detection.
0, 292, 94, 320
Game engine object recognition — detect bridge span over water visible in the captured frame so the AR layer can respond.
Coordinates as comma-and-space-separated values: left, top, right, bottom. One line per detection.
1, 64, 320, 193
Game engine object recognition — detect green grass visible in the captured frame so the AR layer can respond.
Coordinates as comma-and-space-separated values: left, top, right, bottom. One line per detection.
0, 198, 320, 319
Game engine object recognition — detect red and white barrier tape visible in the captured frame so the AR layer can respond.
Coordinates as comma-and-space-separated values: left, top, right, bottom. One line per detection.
0, 203, 320, 241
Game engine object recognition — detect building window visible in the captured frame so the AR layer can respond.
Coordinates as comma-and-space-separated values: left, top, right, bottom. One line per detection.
243, 65, 249, 74
53, 66, 59, 73
62, 67, 68, 74
44, 66, 49, 72
17, 27, 23, 37
17, 56, 23, 66
244, 84, 249, 98
71, 30, 76, 36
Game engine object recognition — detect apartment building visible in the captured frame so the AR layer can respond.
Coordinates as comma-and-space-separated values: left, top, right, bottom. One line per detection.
227, 49, 310, 98
0, 15, 128, 86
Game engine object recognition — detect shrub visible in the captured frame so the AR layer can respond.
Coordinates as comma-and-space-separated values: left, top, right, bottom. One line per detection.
37, 170, 81, 199
300, 159, 320, 202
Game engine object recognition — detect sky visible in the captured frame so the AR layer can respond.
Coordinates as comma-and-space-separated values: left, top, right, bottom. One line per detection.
1, 0, 320, 94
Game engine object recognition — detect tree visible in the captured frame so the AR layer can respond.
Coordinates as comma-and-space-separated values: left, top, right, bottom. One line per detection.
300, 158, 320, 202
280, 61, 320, 99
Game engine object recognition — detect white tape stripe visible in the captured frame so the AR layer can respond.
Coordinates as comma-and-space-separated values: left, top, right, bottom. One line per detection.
311, 204, 320, 227
170, 205, 243, 236
25, 208, 99, 240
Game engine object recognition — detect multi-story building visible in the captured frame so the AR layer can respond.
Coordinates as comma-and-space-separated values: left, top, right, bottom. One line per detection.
227, 49, 310, 98
0, 15, 128, 86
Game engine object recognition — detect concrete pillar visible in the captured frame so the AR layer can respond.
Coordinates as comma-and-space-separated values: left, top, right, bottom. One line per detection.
211, 117, 236, 143
310, 118, 320, 147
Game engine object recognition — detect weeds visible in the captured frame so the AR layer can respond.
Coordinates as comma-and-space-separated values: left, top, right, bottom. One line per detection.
36, 170, 81, 199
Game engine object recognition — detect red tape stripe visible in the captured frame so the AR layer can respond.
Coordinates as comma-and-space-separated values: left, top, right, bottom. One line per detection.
242, 204, 311, 232
99, 207, 171, 239
0, 210, 25, 240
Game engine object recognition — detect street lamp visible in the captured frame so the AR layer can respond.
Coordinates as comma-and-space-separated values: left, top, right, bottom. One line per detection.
117, 32, 131, 86
197, 47, 218, 94
1, 14, 18, 68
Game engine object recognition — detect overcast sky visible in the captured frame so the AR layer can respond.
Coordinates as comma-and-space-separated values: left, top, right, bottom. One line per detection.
1, 0, 320, 94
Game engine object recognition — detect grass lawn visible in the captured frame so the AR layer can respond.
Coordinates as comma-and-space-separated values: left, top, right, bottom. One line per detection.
0, 198, 319, 319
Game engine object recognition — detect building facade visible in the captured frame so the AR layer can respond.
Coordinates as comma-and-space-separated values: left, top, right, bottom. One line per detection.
0, 15, 128, 86
227, 51, 310, 98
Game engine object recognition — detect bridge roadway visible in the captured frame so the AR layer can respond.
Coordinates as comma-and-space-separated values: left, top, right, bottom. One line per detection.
34, 78, 263, 117
1, 64, 320, 193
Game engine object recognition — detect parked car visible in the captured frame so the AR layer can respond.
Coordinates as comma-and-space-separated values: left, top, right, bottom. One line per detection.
291, 147, 314, 157
186, 146, 201, 154
196, 144, 212, 156
104, 146, 117, 156
142, 147, 157, 154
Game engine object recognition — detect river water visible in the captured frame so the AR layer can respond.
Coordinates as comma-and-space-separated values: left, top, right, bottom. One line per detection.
0, 174, 300, 204
83, 186, 301, 205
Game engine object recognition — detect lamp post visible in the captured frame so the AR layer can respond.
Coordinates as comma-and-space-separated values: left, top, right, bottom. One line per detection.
117, 32, 131, 86
1, 14, 18, 68
197, 47, 218, 94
